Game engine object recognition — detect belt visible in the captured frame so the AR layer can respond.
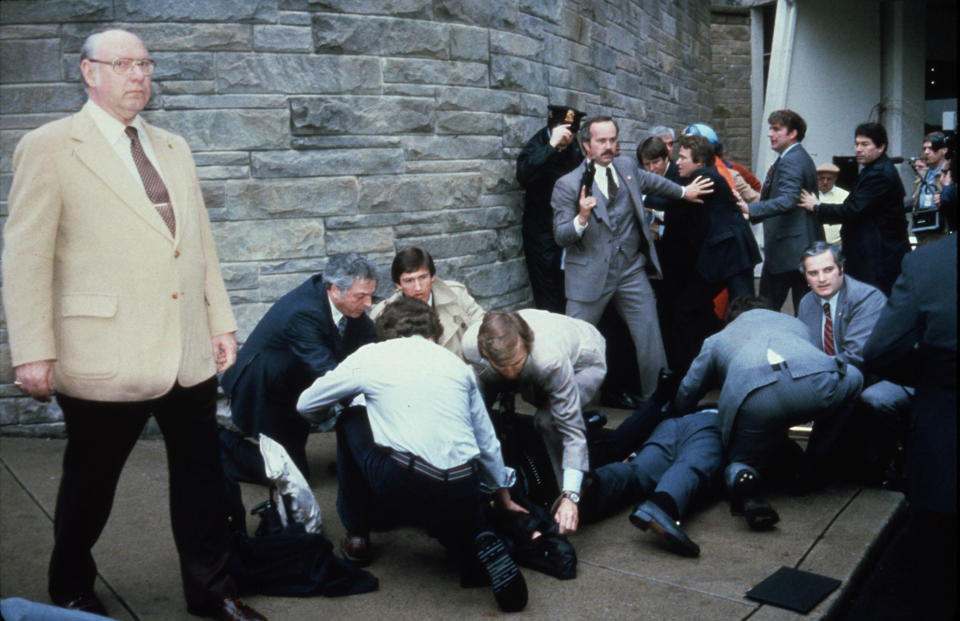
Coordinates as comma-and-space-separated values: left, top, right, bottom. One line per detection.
388, 450, 474, 482
771, 361, 788, 371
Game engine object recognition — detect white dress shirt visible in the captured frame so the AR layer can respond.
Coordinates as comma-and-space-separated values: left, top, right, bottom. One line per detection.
85, 99, 168, 191
297, 335, 515, 490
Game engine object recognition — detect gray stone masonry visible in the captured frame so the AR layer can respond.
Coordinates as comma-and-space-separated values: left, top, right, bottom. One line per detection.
710, 9, 752, 166
0, 1, 736, 434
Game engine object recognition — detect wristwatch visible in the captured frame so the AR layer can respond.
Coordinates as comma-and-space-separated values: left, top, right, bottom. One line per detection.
561, 490, 580, 504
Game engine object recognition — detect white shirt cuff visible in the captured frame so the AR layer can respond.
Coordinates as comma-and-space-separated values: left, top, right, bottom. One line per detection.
572, 216, 587, 236
562, 468, 584, 494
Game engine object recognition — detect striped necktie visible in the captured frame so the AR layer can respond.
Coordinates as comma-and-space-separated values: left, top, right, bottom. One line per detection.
125, 126, 176, 236
823, 302, 835, 356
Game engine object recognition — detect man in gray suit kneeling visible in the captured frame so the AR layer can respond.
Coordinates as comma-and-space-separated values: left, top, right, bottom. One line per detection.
673, 297, 863, 530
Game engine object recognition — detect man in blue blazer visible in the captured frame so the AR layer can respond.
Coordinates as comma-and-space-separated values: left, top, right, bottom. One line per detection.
221, 253, 378, 477
668, 134, 762, 375
745, 109, 822, 312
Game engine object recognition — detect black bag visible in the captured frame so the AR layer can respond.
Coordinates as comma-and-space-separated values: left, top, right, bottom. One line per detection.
250, 491, 285, 538
490, 392, 559, 509
231, 524, 379, 597
488, 490, 576, 580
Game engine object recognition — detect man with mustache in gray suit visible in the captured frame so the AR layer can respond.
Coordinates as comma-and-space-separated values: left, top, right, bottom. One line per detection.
550, 116, 713, 401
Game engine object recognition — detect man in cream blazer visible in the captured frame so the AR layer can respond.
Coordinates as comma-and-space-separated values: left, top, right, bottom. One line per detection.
2, 30, 264, 621
370, 247, 484, 357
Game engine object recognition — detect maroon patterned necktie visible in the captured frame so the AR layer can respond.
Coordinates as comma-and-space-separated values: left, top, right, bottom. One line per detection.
823, 302, 835, 356
125, 126, 176, 236
760, 157, 780, 200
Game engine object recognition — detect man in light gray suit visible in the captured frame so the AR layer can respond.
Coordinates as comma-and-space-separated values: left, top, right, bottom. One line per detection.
462, 309, 606, 536
551, 116, 713, 401
797, 242, 912, 480
744, 109, 822, 312
673, 297, 862, 529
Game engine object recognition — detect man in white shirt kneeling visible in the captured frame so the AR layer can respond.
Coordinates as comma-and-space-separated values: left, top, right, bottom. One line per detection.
296, 297, 528, 613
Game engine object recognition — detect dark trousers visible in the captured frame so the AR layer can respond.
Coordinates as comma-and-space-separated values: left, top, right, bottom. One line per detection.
247, 406, 311, 479
759, 267, 807, 314
908, 508, 958, 620
668, 269, 754, 378
725, 268, 756, 302
335, 407, 487, 556
588, 398, 666, 469
50, 378, 235, 613
726, 364, 863, 477
522, 226, 565, 314
582, 411, 723, 522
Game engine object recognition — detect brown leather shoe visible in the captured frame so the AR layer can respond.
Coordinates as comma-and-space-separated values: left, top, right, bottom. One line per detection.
341, 533, 372, 567
212, 598, 268, 621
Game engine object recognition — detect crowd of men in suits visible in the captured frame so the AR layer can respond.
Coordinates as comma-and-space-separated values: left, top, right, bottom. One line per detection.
2, 26, 956, 619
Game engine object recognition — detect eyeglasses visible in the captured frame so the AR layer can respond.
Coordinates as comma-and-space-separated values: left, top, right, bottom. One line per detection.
88, 57, 156, 75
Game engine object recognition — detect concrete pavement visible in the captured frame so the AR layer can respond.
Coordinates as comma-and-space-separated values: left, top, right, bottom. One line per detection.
0, 411, 904, 621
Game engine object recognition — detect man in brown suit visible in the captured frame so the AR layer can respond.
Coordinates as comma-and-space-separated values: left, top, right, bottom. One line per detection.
2, 30, 266, 621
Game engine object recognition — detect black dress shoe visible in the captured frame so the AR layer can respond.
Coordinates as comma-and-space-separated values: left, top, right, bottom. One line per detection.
57, 592, 107, 615
651, 368, 680, 407
213, 598, 268, 621
601, 390, 641, 410
630, 499, 700, 558
584, 410, 608, 432
742, 497, 780, 531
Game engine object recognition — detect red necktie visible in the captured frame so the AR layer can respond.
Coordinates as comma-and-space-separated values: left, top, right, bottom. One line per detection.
823, 302, 835, 356
125, 126, 176, 236
760, 157, 780, 200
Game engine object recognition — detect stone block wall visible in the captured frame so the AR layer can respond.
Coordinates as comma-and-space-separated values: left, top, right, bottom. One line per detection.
0, 0, 714, 435
709, 7, 752, 165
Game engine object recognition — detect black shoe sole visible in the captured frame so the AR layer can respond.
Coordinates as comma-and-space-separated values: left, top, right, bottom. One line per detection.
475, 532, 528, 612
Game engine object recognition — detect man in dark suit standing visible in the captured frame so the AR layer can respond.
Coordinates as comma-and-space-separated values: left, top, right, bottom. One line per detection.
863, 233, 957, 620
799, 122, 910, 296
221, 252, 378, 478
516, 105, 585, 313
551, 116, 713, 400
668, 134, 762, 375
744, 109, 821, 312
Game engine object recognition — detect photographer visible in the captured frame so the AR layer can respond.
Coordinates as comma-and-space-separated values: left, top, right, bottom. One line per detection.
933, 140, 956, 233
909, 131, 952, 244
